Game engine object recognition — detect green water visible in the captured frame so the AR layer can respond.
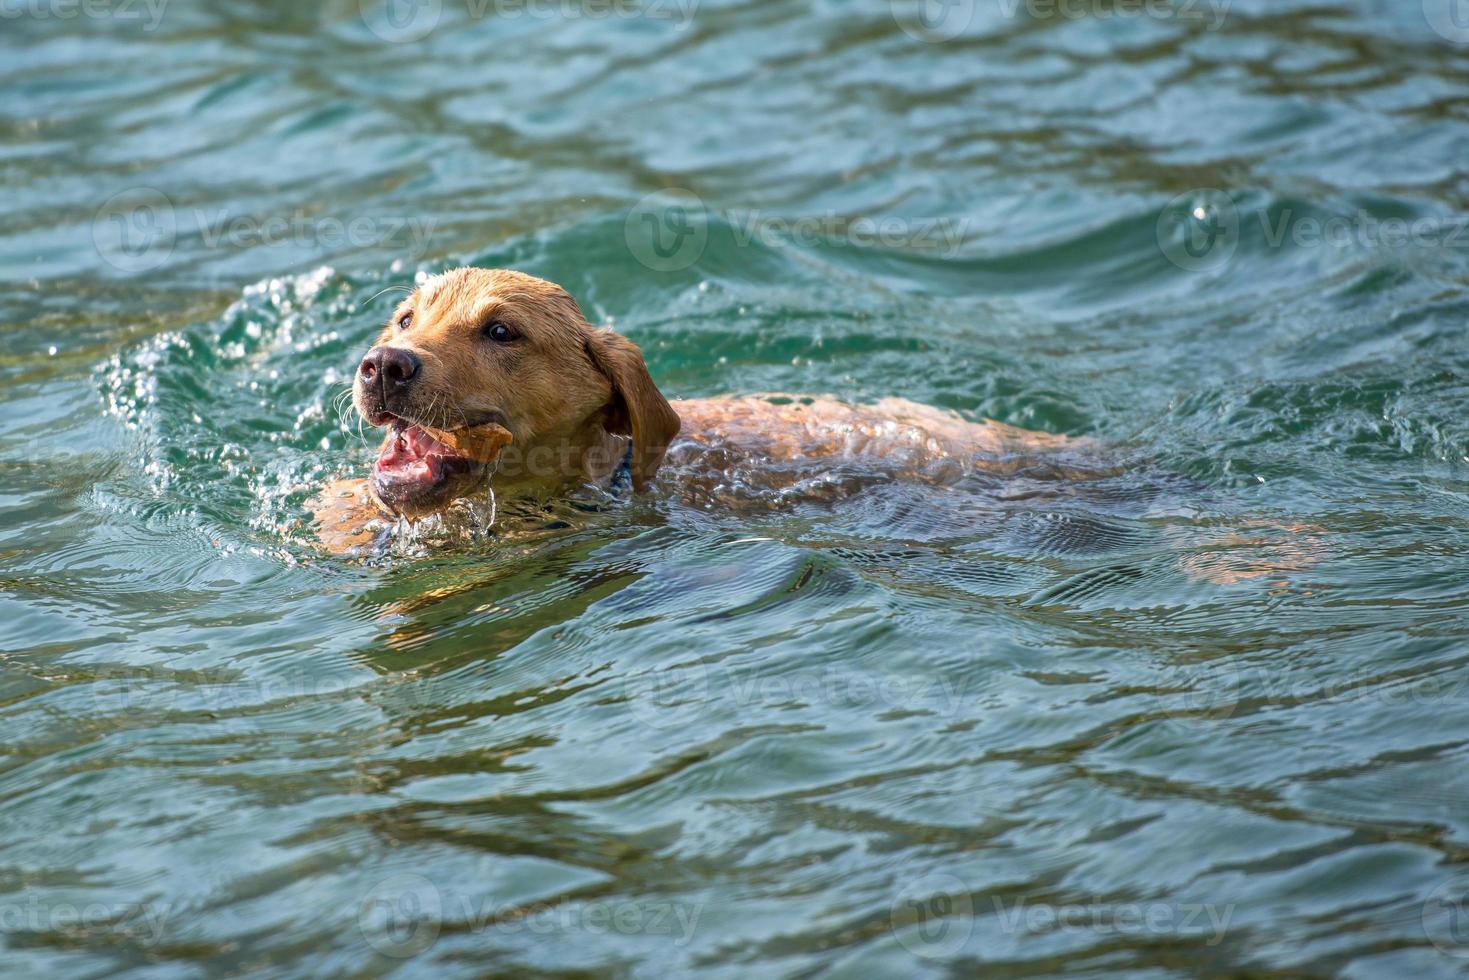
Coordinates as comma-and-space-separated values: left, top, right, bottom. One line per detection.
5, 1, 1469, 975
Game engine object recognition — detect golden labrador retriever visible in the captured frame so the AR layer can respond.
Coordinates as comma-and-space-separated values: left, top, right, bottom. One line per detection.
311, 267, 1090, 550
310, 266, 1316, 583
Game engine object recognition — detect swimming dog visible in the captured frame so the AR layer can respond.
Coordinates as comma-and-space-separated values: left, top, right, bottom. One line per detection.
311, 266, 1313, 583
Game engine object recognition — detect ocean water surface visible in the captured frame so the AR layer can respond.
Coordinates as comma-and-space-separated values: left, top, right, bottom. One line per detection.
4, 0, 1469, 975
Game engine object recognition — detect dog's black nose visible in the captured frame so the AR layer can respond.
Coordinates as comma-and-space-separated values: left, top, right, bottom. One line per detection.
360, 346, 421, 387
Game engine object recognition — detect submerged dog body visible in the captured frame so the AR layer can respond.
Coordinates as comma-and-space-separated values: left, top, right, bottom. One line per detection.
313, 267, 1085, 551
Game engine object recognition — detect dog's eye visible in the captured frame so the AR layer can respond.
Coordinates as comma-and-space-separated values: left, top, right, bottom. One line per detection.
396, 311, 413, 331
483, 320, 518, 343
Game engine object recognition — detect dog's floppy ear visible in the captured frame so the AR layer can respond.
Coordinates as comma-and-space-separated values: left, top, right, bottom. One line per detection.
585, 327, 681, 490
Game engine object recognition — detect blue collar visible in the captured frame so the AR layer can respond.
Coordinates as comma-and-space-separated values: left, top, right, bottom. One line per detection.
609, 441, 635, 493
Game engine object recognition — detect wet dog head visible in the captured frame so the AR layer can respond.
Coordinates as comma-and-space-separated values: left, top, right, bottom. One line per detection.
352, 267, 680, 518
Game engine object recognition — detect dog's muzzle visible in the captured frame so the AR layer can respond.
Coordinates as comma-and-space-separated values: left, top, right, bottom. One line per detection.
358, 345, 421, 419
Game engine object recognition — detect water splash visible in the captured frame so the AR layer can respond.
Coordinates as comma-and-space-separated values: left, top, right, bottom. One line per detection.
389, 513, 420, 557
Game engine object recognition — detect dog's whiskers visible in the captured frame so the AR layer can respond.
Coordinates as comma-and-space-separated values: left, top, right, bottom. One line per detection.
328, 387, 367, 448
365, 285, 412, 306
484, 457, 500, 531
326, 382, 377, 448
331, 388, 353, 425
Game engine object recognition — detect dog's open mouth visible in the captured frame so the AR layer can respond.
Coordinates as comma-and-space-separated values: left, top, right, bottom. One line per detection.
371, 419, 484, 513
369, 416, 515, 516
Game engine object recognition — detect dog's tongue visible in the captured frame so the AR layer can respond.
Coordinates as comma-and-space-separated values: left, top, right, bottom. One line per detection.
375, 421, 512, 478
402, 425, 449, 458
379, 424, 451, 468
